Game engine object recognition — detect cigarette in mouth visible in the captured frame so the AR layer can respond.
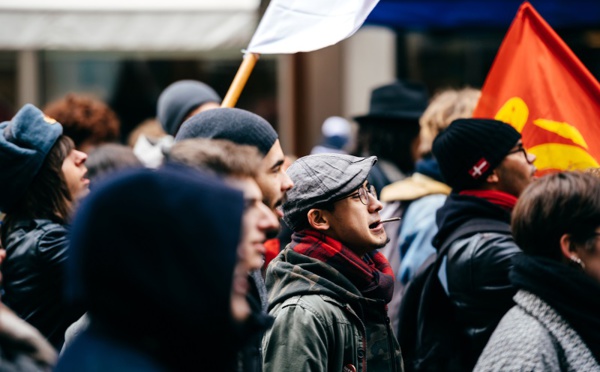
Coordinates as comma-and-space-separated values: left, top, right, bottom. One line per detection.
380, 217, 401, 223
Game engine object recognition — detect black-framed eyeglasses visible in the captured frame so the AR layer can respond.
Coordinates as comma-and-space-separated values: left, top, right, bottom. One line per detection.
338, 184, 378, 205
507, 144, 529, 160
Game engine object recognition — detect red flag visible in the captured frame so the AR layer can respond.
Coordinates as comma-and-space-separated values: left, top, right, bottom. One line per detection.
473, 1, 600, 175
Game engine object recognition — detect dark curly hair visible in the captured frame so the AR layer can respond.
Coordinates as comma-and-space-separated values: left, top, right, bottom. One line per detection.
43, 93, 120, 151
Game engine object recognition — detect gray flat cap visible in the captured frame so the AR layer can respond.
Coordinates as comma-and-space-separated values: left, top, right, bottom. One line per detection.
283, 153, 377, 231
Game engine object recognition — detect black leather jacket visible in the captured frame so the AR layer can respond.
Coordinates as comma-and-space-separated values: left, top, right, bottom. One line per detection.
2, 219, 83, 350
433, 193, 522, 369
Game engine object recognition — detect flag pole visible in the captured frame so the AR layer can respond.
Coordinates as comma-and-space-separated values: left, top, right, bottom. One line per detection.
221, 52, 260, 108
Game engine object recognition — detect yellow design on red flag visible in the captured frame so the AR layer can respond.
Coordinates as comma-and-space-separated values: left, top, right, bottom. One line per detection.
473, 1, 600, 175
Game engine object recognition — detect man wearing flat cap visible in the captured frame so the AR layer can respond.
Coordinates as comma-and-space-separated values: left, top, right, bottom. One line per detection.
262, 153, 403, 372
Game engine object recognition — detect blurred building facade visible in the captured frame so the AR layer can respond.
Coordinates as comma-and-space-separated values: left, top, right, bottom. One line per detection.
0, 0, 598, 156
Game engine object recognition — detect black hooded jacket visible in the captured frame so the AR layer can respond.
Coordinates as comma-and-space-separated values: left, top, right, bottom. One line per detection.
432, 193, 522, 369
55, 164, 257, 371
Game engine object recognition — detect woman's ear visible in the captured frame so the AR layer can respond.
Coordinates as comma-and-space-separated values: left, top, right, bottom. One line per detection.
307, 208, 330, 231
559, 233, 576, 260
560, 233, 587, 269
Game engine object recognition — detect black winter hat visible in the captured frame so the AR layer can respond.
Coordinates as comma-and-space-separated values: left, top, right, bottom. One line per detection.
175, 107, 278, 156
353, 80, 429, 123
157, 80, 222, 136
432, 118, 521, 191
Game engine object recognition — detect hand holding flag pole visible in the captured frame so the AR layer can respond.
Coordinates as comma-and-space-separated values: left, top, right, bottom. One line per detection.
221, 0, 380, 108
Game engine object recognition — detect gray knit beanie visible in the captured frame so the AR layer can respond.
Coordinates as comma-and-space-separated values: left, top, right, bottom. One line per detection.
175, 107, 278, 156
157, 80, 222, 136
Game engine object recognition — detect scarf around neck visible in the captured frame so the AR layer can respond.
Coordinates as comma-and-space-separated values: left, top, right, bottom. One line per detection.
290, 229, 395, 303
511, 254, 600, 364
459, 189, 517, 211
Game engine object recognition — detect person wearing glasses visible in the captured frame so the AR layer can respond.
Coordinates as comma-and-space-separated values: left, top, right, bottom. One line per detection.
473, 171, 600, 371
401, 118, 537, 371
262, 153, 403, 372
54, 165, 249, 371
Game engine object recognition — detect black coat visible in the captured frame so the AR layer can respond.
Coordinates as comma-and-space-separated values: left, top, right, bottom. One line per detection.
2, 219, 84, 350
433, 193, 522, 370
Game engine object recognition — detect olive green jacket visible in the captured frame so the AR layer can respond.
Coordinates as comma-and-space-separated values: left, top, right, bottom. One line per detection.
262, 247, 403, 372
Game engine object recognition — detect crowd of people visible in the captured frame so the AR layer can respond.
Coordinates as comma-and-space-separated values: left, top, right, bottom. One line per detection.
0, 77, 599, 372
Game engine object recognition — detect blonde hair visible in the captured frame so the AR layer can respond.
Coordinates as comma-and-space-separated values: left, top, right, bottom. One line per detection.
419, 87, 481, 156
584, 167, 600, 178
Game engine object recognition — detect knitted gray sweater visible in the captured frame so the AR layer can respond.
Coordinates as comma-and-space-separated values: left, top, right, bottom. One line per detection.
474, 290, 600, 372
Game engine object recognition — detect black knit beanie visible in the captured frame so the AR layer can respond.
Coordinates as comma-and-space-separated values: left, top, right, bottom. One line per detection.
432, 118, 521, 191
157, 80, 222, 136
175, 107, 278, 156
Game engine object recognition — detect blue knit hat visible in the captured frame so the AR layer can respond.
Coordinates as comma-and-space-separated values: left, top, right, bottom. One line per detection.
0, 104, 63, 212
157, 80, 222, 136
175, 107, 278, 156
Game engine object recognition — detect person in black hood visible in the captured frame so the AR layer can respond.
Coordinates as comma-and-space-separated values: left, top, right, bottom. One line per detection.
54, 164, 249, 371
167, 138, 280, 372
411, 118, 537, 370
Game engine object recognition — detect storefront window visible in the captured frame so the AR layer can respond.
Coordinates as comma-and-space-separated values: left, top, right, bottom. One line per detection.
40, 51, 277, 142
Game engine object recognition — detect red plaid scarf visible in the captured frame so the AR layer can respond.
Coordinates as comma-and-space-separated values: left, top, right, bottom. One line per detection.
290, 229, 395, 303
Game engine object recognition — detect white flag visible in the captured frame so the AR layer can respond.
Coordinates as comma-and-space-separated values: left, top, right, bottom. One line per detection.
247, 0, 380, 54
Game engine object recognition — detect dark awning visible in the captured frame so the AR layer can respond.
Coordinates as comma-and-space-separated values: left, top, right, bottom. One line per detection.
366, 0, 600, 30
